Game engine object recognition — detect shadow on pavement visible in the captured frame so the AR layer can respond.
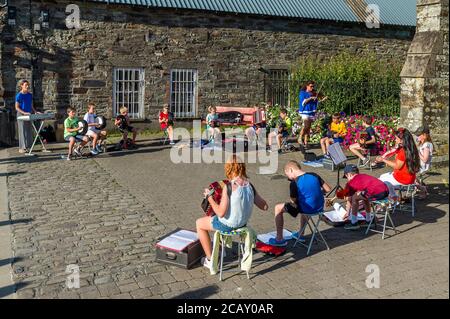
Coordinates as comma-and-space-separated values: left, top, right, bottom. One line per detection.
171, 284, 220, 299
0, 218, 34, 227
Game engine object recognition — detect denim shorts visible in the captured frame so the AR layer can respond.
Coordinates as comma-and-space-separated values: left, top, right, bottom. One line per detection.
65, 135, 85, 142
211, 216, 235, 233
333, 137, 344, 143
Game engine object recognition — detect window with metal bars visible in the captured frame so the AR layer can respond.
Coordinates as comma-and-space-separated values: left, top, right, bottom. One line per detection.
170, 69, 197, 118
113, 68, 145, 119
265, 69, 290, 107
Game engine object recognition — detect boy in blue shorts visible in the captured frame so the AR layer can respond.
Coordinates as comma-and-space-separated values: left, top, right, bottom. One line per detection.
269, 161, 331, 246
64, 107, 89, 160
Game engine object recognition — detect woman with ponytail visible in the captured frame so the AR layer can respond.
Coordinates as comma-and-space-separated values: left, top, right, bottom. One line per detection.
376, 128, 421, 197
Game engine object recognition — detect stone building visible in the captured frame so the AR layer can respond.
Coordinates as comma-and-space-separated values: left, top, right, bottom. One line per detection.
1, 0, 416, 135
401, 0, 449, 165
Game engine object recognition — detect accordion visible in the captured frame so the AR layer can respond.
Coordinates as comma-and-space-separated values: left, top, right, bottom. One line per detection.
201, 180, 230, 216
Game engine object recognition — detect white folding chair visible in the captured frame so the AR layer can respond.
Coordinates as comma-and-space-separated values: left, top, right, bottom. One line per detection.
293, 212, 330, 255
365, 198, 400, 239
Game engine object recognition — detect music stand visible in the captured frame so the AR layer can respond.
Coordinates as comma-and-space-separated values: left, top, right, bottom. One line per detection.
326, 142, 347, 197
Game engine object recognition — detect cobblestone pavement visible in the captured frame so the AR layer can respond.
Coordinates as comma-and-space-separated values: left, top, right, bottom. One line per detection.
3, 139, 449, 299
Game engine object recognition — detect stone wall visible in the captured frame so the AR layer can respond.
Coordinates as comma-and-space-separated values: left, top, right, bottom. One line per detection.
400, 0, 449, 165
1, 0, 414, 126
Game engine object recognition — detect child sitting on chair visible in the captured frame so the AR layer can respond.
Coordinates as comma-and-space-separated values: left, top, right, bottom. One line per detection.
245, 106, 267, 145
206, 106, 221, 143
336, 164, 389, 231
114, 106, 138, 149
349, 116, 377, 167
320, 113, 347, 159
267, 108, 292, 153
84, 103, 107, 154
159, 104, 174, 145
64, 107, 89, 160
270, 161, 331, 246
196, 155, 268, 270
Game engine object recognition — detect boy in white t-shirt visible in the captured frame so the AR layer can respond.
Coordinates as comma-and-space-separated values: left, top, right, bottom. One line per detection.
83, 103, 107, 155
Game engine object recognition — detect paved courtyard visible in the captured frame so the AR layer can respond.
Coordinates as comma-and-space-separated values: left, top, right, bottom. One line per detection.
1, 138, 448, 299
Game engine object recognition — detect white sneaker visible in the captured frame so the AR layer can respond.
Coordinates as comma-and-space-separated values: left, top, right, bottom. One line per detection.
201, 257, 212, 270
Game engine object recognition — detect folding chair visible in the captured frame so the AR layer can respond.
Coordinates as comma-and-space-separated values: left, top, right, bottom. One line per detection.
293, 212, 330, 255
396, 184, 418, 217
357, 148, 377, 171
365, 198, 400, 239
214, 227, 250, 281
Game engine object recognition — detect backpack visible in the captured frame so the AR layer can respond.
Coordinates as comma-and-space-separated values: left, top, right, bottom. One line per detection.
255, 241, 286, 257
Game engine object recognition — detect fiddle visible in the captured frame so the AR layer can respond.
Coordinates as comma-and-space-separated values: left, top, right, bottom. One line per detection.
375, 144, 401, 163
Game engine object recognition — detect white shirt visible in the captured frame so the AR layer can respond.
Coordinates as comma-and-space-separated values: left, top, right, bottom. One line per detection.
419, 142, 433, 173
84, 112, 99, 133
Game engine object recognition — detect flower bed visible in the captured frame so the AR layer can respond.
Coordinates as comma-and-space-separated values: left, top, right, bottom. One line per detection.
310, 113, 399, 155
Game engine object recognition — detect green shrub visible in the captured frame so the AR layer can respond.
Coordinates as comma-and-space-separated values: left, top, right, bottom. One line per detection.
289, 51, 402, 116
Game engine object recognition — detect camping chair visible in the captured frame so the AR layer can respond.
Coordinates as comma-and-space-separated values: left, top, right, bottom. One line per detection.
293, 212, 330, 255
365, 198, 400, 239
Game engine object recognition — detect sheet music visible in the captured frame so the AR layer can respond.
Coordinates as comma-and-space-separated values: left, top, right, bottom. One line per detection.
328, 142, 347, 165
156, 230, 198, 252
257, 229, 293, 244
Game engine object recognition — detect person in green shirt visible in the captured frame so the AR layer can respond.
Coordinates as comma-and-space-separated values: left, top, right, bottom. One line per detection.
268, 108, 292, 153
64, 107, 89, 160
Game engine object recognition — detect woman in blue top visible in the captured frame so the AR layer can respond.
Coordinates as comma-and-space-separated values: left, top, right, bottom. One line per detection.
298, 81, 327, 149
15, 80, 39, 153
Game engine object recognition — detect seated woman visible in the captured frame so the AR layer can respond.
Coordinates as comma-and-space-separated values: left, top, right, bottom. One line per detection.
376, 128, 421, 199
159, 104, 174, 145
196, 155, 268, 270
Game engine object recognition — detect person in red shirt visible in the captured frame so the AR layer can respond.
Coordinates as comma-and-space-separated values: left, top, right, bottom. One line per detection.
337, 164, 389, 230
376, 128, 420, 198
159, 104, 174, 145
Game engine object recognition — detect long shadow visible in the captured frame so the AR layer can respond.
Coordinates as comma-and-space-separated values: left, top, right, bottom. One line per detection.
0, 256, 23, 268
0, 171, 27, 177
171, 285, 220, 299
0, 282, 28, 299
250, 183, 448, 278
0, 218, 33, 227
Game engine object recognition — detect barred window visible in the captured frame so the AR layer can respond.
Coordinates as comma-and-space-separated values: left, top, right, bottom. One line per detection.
170, 69, 197, 118
265, 69, 290, 107
113, 68, 145, 119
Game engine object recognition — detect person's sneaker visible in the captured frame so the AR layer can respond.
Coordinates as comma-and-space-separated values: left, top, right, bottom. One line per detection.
169, 141, 175, 145
344, 223, 360, 230
324, 154, 331, 159
90, 149, 99, 156
73, 147, 82, 157
18, 148, 27, 154
277, 149, 282, 154
201, 257, 212, 270
290, 232, 306, 243
268, 238, 288, 247
66, 155, 72, 161
95, 145, 103, 153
